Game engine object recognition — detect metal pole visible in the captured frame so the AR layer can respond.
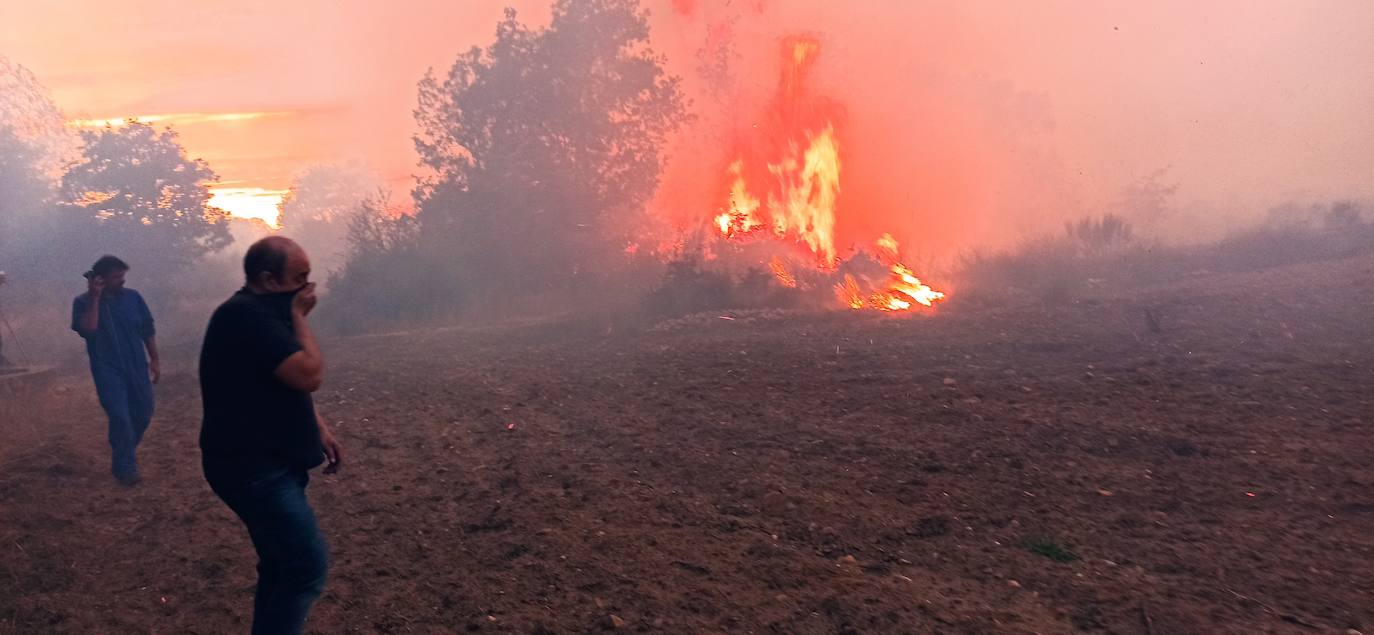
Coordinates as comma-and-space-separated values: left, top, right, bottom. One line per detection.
0, 300, 32, 367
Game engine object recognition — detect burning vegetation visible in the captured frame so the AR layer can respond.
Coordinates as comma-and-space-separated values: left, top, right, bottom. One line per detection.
679, 35, 945, 314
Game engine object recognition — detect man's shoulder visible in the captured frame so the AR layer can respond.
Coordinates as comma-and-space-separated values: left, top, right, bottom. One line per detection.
208, 291, 271, 327
122, 288, 147, 305
210, 293, 248, 319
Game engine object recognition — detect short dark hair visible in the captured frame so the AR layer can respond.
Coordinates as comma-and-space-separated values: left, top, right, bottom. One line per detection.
91, 255, 130, 277
243, 237, 291, 283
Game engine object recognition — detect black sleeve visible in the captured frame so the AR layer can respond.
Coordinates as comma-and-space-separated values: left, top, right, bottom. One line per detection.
236, 307, 303, 376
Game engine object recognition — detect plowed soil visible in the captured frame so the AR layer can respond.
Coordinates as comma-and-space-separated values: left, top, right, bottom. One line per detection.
2, 254, 1372, 634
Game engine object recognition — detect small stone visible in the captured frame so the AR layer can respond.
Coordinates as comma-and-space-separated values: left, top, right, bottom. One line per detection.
609, 614, 626, 629
942, 377, 958, 386
1007, 580, 1021, 588
839, 555, 857, 564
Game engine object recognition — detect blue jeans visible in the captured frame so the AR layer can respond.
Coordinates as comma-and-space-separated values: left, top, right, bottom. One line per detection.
207, 466, 328, 635
91, 365, 154, 476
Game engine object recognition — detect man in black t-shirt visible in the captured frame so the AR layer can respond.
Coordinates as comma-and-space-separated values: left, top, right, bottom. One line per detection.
199, 236, 343, 635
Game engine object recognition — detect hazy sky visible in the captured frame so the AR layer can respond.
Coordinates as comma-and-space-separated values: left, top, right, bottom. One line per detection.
4, 0, 1372, 249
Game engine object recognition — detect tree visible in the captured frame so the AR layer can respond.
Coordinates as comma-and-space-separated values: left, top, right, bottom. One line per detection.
58, 121, 232, 284
412, 0, 690, 299
277, 162, 381, 279
0, 125, 48, 259
321, 192, 453, 333
1118, 168, 1178, 225
0, 56, 71, 269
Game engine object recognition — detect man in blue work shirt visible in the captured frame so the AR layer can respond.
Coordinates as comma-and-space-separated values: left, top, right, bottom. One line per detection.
72, 255, 160, 486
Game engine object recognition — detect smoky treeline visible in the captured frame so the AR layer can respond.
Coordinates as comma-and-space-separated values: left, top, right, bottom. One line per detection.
1, 0, 693, 356
3, 0, 1373, 361
326, 0, 692, 329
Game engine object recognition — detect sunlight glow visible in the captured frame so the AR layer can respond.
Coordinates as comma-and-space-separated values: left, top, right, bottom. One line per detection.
67, 112, 279, 128
209, 187, 286, 227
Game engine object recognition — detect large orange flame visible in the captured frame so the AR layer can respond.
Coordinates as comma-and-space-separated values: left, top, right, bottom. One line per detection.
706, 35, 946, 312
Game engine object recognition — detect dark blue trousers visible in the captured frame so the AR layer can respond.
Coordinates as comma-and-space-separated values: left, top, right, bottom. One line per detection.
91, 365, 154, 477
206, 466, 328, 635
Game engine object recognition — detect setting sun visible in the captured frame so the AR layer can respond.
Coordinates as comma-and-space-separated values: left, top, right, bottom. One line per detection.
208, 187, 286, 227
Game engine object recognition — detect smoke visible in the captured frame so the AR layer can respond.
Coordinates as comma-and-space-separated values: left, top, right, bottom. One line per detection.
5, 0, 1373, 329
644, 0, 1374, 258
9, 0, 1372, 258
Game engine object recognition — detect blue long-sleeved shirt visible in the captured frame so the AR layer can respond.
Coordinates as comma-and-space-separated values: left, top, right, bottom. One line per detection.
71, 289, 155, 379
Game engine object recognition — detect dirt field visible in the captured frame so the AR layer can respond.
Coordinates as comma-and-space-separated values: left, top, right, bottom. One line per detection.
2, 254, 1372, 634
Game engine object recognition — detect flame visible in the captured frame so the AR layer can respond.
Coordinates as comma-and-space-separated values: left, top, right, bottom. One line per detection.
717, 36, 840, 268
876, 232, 900, 257
862, 234, 946, 310
886, 263, 945, 308
767, 124, 840, 267
769, 256, 797, 288
836, 274, 866, 309
783, 36, 821, 99
714, 159, 763, 237
831, 235, 946, 311
700, 35, 946, 312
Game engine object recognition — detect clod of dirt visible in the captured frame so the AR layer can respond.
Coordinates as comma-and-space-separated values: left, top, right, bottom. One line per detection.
1165, 438, 1200, 457
907, 516, 951, 538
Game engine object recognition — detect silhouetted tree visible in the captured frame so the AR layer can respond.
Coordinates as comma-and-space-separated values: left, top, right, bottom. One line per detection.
58, 121, 232, 286
1119, 168, 1178, 225
412, 0, 690, 299
0, 56, 71, 271
322, 192, 453, 332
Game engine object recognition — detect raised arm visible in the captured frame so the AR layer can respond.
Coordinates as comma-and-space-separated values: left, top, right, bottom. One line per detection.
272, 284, 323, 393
75, 277, 105, 335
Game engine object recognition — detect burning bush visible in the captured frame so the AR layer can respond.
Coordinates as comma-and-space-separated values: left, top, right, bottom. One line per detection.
657, 33, 947, 314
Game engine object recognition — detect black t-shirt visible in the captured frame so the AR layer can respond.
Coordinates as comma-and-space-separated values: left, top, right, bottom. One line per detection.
199, 288, 323, 474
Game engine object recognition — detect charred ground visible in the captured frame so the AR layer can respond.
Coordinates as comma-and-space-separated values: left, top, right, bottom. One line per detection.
2, 253, 1372, 634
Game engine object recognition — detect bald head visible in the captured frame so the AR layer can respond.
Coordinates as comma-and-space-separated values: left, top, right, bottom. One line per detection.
244, 236, 312, 293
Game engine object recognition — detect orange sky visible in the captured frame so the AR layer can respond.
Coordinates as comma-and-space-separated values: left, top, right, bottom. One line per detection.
1, 0, 548, 224
4, 1, 1373, 246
